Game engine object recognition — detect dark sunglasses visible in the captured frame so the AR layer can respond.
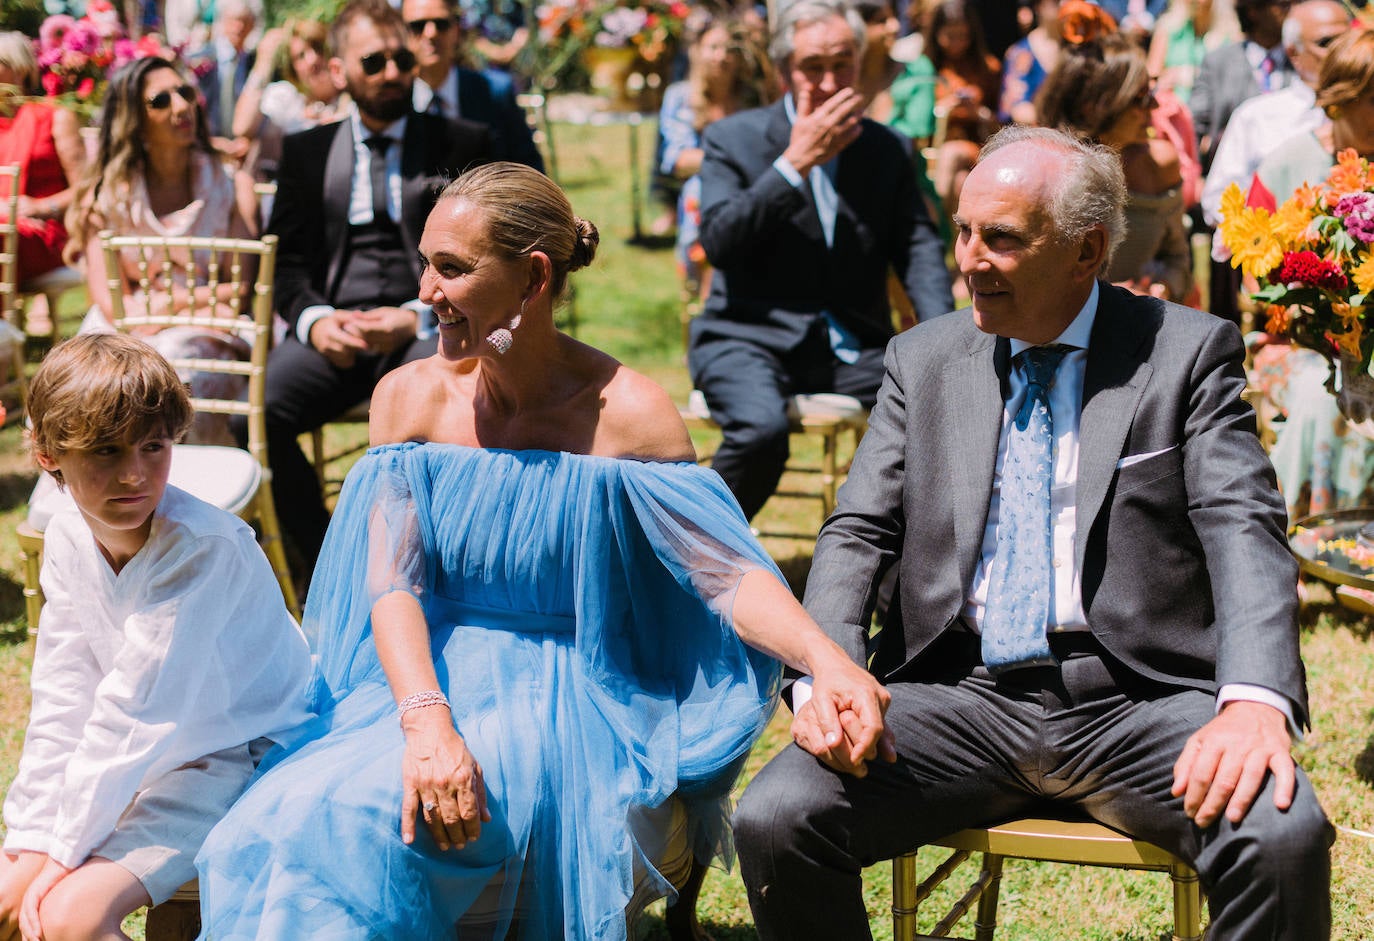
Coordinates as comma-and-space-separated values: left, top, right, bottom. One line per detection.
1312, 34, 1340, 49
407, 16, 455, 35
145, 84, 197, 110
359, 48, 418, 75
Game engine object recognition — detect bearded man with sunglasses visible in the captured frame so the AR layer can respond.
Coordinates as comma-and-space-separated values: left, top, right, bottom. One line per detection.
255, 0, 491, 575
403, 0, 542, 170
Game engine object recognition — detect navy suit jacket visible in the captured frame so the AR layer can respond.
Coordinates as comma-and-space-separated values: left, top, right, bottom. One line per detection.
693, 99, 953, 355
802, 285, 1309, 726
267, 111, 491, 332
453, 66, 543, 171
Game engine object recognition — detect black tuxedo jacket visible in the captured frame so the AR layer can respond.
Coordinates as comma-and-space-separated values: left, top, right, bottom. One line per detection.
802, 285, 1310, 725
268, 111, 491, 332
693, 99, 953, 354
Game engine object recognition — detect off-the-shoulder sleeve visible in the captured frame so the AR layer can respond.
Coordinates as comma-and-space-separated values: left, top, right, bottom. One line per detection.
306, 445, 433, 703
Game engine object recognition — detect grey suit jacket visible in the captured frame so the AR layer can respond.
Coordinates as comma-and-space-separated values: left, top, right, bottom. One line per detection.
802, 284, 1309, 725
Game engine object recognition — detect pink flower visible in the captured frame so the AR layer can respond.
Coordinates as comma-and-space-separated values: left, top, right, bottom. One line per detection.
112, 38, 137, 65
62, 21, 100, 55
1335, 192, 1374, 244
41, 71, 64, 95
76, 77, 96, 98
39, 15, 76, 52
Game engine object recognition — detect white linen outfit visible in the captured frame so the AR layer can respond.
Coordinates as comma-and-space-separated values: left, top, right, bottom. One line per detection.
2, 486, 312, 903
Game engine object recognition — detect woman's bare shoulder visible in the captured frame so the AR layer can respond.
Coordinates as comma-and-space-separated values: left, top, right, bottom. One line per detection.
369, 357, 452, 445
594, 360, 695, 463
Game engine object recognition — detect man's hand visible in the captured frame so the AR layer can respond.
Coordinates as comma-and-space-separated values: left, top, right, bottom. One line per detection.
351, 307, 418, 356
781, 86, 864, 178
1171, 700, 1295, 829
308, 311, 369, 368
791, 655, 896, 777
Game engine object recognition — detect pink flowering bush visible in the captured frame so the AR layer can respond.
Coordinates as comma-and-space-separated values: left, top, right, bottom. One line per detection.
32, 0, 180, 117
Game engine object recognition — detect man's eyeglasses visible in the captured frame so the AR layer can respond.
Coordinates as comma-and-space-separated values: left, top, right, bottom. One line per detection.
359, 48, 418, 76
1311, 34, 1340, 49
407, 16, 454, 35
145, 84, 197, 110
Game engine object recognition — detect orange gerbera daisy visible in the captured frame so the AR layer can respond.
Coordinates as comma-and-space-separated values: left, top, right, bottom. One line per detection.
1326, 149, 1374, 197
1265, 304, 1291, 334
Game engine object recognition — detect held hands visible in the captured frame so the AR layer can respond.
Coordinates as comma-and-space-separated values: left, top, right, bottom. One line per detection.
1171, 700, 1295, 829
400, 710, 491, 852
790, 654, 896, 777
18, 858, 69, 941
351, 307, 417, 356
309, 312, 370, 368
782, 86, 864, 178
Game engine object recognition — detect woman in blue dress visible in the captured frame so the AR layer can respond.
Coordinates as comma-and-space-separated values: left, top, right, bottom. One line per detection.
195, 162, 890, 940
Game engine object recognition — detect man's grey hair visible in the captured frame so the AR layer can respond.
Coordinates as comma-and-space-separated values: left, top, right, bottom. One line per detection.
1282, 0, 1347, 53
768, 0, 866, 71
216, 0, 257, 21
979, 125, 1128, 276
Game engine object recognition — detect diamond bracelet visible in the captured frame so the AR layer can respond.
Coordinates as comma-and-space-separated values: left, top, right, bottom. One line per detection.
397, 689, 450, 718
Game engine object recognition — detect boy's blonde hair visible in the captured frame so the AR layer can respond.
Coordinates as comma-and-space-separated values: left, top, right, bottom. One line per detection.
27, 335, 194, 459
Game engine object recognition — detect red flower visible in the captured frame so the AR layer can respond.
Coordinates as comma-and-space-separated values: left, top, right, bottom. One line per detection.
41, 71, 64, 95
1274, 250, 1348, 291
76, 76, 95, 98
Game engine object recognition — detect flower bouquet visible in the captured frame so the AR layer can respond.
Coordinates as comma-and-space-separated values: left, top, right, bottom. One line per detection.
1218, 149, 1374, 423
533, 0, 688, 103
33, 0, 180, 119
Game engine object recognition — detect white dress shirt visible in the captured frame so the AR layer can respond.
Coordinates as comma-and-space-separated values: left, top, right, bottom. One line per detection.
797, 282, 1297, 731
413, 67, 461, 120
3, 487, 312, 868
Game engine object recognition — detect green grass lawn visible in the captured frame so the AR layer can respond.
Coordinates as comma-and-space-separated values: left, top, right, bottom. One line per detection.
1, 118, 1373, 939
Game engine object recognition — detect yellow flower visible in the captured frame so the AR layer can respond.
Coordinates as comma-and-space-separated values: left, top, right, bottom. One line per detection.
1225, 207, 1284, 280
1353, 253, 1374, 296
1271, 198, 1313, 250
1333, 302, 1364, 328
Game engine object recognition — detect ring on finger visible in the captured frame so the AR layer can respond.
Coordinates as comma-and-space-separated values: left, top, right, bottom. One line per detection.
423, 801, 438, 813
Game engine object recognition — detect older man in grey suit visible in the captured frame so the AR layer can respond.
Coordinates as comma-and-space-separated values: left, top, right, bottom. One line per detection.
733, 125, 1333, 940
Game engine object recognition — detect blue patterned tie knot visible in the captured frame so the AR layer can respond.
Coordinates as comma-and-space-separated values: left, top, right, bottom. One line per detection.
982, 344, 1069, 674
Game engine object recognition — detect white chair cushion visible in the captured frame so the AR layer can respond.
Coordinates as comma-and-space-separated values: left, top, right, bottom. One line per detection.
26, 445, 260, 532
686, 389, 865, 423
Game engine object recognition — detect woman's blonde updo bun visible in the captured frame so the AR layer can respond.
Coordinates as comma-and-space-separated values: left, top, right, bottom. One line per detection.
570, 217, 599, 272
439, 162, 596, 298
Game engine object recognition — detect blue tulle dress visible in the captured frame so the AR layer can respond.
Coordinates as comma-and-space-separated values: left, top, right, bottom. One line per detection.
195, 443, 783, 940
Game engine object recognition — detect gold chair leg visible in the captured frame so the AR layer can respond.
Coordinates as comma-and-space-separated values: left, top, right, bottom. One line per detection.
254, 482, 300, 620
893, 852, 920, 941
309, 427, 326, 492
1170, 860, 1204, 941
820, 424, 839, 521
17, 522, 44, 635
972, 853, 1004, 941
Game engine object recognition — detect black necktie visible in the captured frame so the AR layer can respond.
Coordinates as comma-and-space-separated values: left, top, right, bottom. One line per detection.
365, 135, 391, 223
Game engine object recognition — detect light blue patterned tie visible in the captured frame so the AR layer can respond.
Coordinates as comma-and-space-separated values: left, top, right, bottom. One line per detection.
982, 345, 1068, 674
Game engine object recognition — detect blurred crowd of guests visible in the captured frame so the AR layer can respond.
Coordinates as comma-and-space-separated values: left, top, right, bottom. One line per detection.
4, 0, 1374, 565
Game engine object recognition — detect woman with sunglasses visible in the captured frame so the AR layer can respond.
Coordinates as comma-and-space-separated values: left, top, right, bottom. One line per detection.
1036, 31, 1193, 302
231, 20, 350, 181
64, 56, 261, 443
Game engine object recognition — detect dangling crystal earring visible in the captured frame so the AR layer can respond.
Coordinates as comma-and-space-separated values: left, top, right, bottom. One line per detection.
486, 298, 527, 356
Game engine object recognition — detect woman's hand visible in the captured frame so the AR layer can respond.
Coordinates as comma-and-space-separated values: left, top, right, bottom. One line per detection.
18, 858, 69, 941
400, 710, 490, 851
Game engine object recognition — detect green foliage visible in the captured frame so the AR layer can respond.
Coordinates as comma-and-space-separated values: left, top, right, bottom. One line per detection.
0, 0, 46, 35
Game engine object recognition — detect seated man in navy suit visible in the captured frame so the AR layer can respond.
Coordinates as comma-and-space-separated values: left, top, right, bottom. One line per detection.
689, 0, 952, 521
403, 0, 543, 171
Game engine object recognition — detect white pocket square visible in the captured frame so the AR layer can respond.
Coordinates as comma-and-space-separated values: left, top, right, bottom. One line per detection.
1116, 446, 1178, 469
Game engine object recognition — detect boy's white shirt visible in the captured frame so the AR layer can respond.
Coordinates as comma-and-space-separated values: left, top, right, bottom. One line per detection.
3, 486, 313, 869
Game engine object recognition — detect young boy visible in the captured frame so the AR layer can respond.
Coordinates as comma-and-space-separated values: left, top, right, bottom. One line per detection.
1, 334, 313, 940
